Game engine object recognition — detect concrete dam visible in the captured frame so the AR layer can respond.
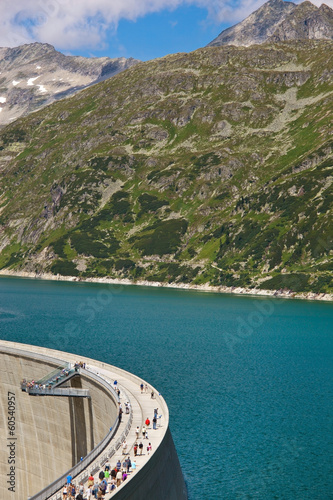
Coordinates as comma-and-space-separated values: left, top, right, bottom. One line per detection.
0, 340, 187, 499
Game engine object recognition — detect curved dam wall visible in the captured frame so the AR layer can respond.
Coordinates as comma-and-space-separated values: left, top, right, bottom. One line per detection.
112, 427, 187, 500
0, 341, 187, 500
0, 348, 118, 499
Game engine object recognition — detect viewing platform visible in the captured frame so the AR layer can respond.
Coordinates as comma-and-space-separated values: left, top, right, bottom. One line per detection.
0, 340, 187, 500
21, 364, 90, 397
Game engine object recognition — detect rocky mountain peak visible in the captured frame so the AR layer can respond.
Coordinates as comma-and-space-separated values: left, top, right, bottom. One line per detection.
0, 43, 139, 127
207, 0, 333, 47
269, 0, 333, 42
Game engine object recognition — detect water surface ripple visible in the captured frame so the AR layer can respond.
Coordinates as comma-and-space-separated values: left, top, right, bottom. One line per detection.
1, 277, 332, 500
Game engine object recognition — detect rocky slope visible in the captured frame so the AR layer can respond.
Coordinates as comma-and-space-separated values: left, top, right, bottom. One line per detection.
208, 0, 333, 47
0, 40, 332, 294
0, 43, 139, 126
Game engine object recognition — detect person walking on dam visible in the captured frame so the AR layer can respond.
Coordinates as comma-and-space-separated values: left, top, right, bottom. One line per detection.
62, 485, 68, 499
92, 480, 99, 498
125, 456, 131, 473
85, 485, 92, 500
116, 469, 122, 487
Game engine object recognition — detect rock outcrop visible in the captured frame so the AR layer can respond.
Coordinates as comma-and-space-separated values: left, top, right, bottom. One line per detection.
208, 0, 333, 47
0, 40, 332, 294
0, 42, 139, 126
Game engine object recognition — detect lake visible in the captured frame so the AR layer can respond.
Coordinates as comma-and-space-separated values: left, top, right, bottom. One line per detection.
0, 276, 332, 499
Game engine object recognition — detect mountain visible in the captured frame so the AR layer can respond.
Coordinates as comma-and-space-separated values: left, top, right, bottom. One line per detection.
0, 40, 332, 295
269, 2, 333, 42
0, 42, 139, 127
208, 0, 333, 47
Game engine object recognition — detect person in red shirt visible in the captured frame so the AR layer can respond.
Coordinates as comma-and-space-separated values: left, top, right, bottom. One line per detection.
145, 417, 150, 427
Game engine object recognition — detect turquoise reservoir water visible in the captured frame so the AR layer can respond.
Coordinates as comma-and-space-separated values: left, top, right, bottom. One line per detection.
1, 276, 332, 499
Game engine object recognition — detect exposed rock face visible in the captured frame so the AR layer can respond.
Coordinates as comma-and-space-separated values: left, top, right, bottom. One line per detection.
269, 2, 333, 42
208, 0, 333, 47
0, 42, 139, 126
0, 41, 332, 294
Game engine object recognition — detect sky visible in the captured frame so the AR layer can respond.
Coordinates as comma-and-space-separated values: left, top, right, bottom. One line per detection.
0, 0, 332, 61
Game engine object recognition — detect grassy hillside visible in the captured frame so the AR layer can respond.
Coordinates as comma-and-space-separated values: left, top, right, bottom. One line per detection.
0, 40, 332, 293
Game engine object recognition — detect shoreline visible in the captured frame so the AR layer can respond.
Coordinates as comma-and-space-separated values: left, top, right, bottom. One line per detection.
1, 268, 333, 302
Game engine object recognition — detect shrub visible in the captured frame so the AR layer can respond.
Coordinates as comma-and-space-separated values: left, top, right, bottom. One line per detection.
70, 232, 113, 258
50, 260, 79, 276
114, 259, 135, 271
50, 237, 68, 259
133, 218, 188, 256
259, 273, 310, 292
138, 193, 169, 213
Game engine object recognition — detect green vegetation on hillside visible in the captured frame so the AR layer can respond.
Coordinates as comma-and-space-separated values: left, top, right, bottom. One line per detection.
0, 40, 332, 294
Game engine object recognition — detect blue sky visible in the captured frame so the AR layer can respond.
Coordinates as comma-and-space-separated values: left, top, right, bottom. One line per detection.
0, 0, 328, 62
74, 6, 230, 61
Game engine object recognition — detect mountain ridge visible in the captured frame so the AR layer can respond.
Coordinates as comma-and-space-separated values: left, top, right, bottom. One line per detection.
0, 40, 332, 295
0, 42, 139, 126
208, 0, 333, 47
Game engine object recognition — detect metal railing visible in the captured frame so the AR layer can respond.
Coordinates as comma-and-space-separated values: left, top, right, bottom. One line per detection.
35, 364, 70, 385
45, 375, 134, 500
26, 368, 121, 500
46, 405, 134, 500
27, 387, 91, 397
0, 345, 145, 500
22, 368, 80, 394
47, 411, 134, 500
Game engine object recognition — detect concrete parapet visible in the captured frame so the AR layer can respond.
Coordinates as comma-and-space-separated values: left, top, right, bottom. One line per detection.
0, 341, 187, 500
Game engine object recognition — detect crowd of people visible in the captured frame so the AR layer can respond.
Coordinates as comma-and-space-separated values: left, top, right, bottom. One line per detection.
61, 413, 157, 499
61, 459, 134, 500
21, 364, 79, 392
74, 361, 86, 369
46, 374, 160, 499
61, 449, 143, 497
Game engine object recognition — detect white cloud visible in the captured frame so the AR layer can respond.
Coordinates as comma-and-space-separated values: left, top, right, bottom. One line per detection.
0, 0, 332, 50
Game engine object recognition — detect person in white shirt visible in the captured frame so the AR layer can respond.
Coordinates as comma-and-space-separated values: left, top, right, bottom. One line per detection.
116, 469, 122, 487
